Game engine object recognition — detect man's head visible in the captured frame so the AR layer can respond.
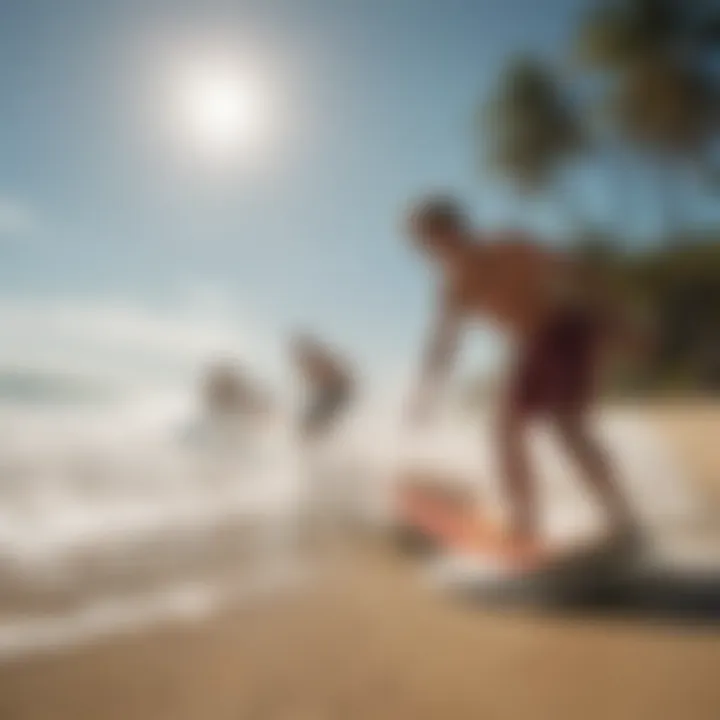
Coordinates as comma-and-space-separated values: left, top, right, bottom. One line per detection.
407, 196, 470, 257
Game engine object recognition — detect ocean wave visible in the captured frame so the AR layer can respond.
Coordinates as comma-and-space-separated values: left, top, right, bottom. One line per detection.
0, 392, 706, 657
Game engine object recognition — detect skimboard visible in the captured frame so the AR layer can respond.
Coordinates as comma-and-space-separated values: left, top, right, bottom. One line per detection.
393, 476, 639, 607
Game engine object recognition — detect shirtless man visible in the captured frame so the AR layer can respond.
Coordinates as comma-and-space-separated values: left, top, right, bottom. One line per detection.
291, 333, 354, 441
406, 197, 639, 551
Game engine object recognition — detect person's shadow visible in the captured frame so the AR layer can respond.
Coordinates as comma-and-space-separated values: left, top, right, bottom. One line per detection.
433, 533, 720, 627
562, 568, 720, 625
453, 559, 720, 626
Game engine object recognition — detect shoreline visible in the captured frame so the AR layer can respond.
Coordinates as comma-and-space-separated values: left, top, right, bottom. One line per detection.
0, 545, 717, 720
0, 403, 716, 719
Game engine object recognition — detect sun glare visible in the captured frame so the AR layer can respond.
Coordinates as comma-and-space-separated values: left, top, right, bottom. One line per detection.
175, 60, 267, 159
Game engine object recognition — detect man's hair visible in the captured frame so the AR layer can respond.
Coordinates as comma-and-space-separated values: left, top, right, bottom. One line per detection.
409, 196, 468, 236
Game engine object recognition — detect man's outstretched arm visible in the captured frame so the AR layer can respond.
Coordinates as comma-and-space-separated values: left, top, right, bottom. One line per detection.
410, 299, 460, 422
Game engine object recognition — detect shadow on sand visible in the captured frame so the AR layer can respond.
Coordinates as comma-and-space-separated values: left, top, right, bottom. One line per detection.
454, 569, 720, 627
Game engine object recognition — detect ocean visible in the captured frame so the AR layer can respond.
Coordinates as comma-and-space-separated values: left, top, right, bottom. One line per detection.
0, 383, 709, 658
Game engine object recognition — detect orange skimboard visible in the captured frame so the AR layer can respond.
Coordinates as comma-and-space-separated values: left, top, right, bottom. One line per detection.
394, 476, 633, 600
394, 479, 556, 568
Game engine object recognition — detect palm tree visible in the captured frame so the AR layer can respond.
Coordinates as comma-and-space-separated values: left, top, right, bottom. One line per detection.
480, 57, 585, 227
577, 0, 720, 69
575, 0, 720, 240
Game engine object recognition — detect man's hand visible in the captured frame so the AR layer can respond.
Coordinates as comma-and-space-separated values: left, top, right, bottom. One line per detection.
408, 296, 459, 428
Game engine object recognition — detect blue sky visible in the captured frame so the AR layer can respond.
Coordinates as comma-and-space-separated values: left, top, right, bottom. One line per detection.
0, 0, 717, 393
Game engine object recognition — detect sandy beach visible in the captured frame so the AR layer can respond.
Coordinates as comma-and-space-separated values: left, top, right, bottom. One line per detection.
0, 404, 717, 720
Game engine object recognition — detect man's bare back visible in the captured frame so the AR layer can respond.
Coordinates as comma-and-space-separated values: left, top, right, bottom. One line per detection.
441, 237, 579, 341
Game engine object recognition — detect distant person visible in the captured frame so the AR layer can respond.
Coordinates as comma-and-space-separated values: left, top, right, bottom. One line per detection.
290, 333, 354, 442
405, 197, 642, 557
203, 360, 271, 418
201, 360, 273, 442
196, 360, 275, 469
290, 334, 358, 543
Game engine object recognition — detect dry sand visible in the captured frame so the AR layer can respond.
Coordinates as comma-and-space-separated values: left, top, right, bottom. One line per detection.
0, 404, 718, 720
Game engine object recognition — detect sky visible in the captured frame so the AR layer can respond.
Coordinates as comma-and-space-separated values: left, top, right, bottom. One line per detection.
0, 0, 717, 396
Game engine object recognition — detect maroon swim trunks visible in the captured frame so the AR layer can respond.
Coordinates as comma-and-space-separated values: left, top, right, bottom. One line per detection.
510, 308, 603, 416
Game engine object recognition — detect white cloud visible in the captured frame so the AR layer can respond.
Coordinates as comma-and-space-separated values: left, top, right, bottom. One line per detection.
0, 196, 37, 238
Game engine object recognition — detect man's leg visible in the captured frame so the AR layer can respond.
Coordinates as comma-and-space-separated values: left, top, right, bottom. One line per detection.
497, 407, 538, 540
553, 411, 636, 533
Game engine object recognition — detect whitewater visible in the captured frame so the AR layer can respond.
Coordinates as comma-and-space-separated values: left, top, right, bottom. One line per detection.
0, 388, 713, 659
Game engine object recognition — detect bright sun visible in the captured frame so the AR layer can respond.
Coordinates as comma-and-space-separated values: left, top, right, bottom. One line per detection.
175, 61, 266, 159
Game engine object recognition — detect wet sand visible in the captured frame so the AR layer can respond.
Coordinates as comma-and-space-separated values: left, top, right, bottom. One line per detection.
0, 404, 718, 720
